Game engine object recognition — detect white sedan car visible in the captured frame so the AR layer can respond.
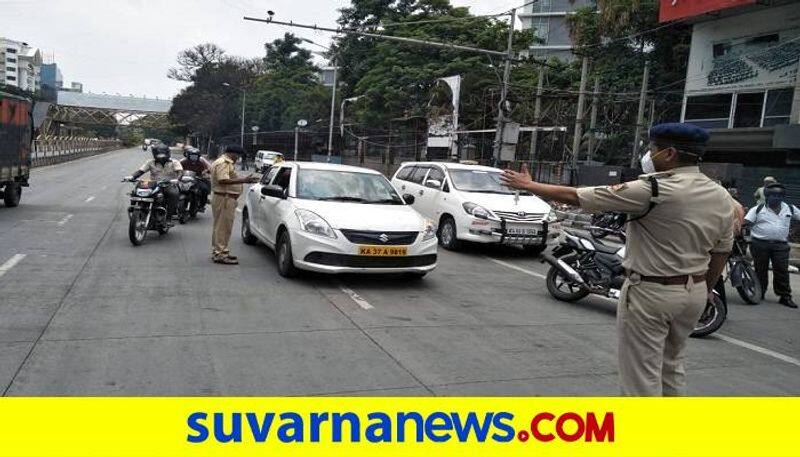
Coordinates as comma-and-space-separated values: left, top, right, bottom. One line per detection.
241, 162, 438, 277
391, 162, 560, 255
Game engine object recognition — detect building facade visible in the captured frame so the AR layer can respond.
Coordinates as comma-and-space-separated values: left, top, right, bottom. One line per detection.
0, 37, 42, 92
41, 63, 63, 90
664, 0, 800, 203
519, 0, 593, 61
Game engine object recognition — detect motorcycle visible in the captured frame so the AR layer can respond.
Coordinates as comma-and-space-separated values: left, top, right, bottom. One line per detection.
589, 212, 627, 239
542, 227, 727, 337
177, 170, 206, 221
124, 177, 177, 245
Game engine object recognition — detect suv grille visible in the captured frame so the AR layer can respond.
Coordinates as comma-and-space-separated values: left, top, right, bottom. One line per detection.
493, 211, 545, 222
304, 252, 436, 268
340, 230, 419, 245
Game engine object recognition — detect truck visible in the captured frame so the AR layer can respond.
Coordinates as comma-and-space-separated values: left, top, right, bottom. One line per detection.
0, 91, 33, 207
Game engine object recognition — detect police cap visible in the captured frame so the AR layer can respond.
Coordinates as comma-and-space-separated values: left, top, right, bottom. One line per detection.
649, 123, 710, 156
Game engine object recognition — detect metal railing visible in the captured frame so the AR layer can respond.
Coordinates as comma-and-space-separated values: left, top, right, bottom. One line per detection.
31, 137, 122, 167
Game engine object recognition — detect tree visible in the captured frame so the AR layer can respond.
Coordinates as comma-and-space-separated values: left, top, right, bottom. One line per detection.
167, 43, 227, 82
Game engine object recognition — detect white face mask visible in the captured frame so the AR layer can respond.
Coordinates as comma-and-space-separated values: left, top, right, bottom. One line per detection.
640, 151, 656, 174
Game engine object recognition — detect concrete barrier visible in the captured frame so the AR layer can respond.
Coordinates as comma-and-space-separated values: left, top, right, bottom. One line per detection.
31, 137, 122, 168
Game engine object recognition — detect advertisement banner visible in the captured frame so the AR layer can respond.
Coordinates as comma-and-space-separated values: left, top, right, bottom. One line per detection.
0, 397, 798, 457
659, 0, 756, 23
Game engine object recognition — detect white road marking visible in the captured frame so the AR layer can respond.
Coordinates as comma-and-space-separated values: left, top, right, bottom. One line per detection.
486, 256, 547, 280
339, 286, 374, 310
85, 196, 95, 203
0, 254, 26, 279
56, 214, 73, 227
716, 334, 800, 368
236, 208, 242, 213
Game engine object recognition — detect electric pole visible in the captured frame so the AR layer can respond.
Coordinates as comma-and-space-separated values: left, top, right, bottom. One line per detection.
587, 76, 599, 162
571, 56, 589, 171
631, 60, 650, 168
492, 7, 517, 165
529, 66, 544, 161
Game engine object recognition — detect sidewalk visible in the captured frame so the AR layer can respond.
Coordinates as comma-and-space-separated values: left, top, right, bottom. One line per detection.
554, 209, 800, 269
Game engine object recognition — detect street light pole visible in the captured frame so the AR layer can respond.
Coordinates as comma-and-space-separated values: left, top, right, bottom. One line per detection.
240, 89, 246, 148
492, 7, 516, 165
327, 59, 338, 163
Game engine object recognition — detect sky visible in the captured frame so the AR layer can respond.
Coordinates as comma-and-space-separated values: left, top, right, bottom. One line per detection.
1, 0, 526, 100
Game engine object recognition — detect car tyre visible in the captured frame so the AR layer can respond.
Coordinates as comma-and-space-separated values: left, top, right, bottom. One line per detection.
3, 182, 21, 207
276, 230, 299, 278
241, 209, 258, 245
438, 216, 461, 251
403, 272, 427, 280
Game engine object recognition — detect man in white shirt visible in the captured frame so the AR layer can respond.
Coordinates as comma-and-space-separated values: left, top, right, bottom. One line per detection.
744, 183, 800, 308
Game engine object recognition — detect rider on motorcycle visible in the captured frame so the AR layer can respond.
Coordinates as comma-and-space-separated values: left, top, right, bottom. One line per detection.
180, 147, 211, 210
124, 144, 183, 221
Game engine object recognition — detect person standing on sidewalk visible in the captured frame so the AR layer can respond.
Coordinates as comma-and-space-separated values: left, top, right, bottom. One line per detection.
209, 145, 258, 265
745, 183, 799, 308
501, 123, 735, 396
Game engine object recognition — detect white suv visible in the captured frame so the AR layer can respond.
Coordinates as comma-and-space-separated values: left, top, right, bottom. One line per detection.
242, 162, 438, 277
254, 150, 284, 172
390, 162, 560, 255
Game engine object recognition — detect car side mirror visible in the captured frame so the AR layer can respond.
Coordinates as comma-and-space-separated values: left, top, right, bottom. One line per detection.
402, 194, 415, 205
425, 179, 442, 189
261, 185, 287, 199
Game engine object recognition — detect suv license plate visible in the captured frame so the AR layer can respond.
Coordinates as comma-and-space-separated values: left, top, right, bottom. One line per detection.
506, 228, 538, 236
358, 245, 408, 256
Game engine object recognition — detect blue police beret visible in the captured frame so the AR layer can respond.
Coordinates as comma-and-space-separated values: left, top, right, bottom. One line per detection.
648, 123, 710, 153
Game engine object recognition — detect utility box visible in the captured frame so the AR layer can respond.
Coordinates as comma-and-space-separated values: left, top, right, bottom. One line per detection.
500, 122, 521, 161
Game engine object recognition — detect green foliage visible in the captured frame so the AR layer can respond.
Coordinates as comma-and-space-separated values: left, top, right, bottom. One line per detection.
333, 0, 535, 126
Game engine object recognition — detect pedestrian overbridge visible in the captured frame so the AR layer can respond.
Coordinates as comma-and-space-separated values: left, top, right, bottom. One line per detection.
39, 92, 172, 135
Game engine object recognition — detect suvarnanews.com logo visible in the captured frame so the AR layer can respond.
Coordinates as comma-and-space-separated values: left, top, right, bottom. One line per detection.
186, 410, 615, 445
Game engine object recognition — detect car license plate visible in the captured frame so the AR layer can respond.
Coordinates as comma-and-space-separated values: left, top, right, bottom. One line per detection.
506, 227, 538, 236
358, 245, 408, 256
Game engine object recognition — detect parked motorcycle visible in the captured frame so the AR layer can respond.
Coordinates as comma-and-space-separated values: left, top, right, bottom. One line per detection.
177, 170, 205, 220
589, 212, 627, 239
542, 227, 726, 337
124, 177, 177, 245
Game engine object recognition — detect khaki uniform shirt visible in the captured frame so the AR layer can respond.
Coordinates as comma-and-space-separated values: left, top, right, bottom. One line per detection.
576, 166, 735, 277
137, 158, 183, 181
210, 155, 243, 197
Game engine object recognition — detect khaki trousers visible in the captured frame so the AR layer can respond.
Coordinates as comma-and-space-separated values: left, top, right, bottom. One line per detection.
617, 277, 707, 396
211, 194, 238, 259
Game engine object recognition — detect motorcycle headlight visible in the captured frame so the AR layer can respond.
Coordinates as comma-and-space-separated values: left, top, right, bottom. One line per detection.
136, 188, 151, 197
422, 219, 437, 241
295, 209, 336, 239
463, 202, 493, 220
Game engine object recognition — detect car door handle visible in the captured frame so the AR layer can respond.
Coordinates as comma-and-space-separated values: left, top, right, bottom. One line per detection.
401, 185, 406, 190
418, 190, 424, 196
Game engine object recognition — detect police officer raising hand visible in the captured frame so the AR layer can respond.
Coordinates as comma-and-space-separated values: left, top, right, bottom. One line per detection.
501, 123, 736, 397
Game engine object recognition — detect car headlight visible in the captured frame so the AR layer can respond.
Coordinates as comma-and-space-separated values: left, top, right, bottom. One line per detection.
463, 202, 493, 220
422, 219, 437, 241
547, 209, 560, 222
295, 209, 337, 239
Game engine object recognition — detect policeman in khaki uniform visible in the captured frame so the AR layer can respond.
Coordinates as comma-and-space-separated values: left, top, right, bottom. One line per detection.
502, 123, 735, 396
210, 145, 258, 264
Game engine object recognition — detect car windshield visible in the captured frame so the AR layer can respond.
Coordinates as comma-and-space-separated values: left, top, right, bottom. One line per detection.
297, 169, 404, 204
265, 152, 281, 159
449, 169, 529, 195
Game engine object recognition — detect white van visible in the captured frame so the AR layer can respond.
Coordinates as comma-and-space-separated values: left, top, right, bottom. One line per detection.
254, 150, 284, 172
390, 162, 560, 255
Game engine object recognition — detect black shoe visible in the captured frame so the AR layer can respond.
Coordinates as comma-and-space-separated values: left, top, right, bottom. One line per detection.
779, 297, 798, 309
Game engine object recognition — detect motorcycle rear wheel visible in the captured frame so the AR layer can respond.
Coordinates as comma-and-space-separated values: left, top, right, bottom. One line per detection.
546, 258, 590, 302
735, 263, 762, 305
691, 295, 727, 338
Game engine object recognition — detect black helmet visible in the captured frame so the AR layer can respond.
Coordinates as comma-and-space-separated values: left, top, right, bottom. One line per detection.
152, 144, 171, 165
185, 147, 201, 161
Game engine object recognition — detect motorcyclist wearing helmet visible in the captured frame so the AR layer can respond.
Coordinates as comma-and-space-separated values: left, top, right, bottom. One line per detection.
180, 147, 212, 210
125, 144, 183, 221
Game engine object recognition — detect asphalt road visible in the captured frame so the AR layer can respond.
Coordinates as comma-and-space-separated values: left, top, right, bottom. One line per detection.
1, 147, 799, 396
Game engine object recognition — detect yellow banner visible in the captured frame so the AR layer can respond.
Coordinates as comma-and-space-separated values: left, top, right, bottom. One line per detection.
0, 398, 796, 457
